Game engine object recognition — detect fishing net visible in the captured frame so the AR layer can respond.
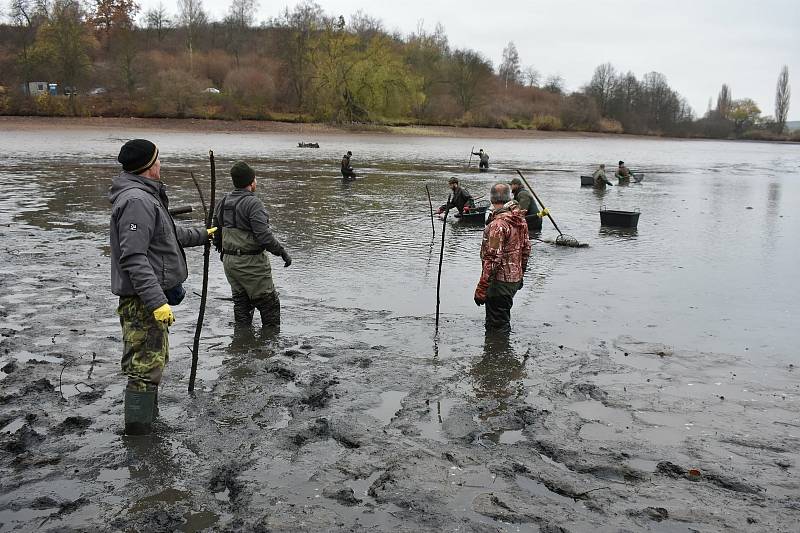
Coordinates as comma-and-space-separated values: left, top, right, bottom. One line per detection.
555, 234, 587, 248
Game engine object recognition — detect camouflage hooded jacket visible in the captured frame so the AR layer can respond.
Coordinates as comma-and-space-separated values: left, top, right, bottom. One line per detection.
475, 204, 531, 296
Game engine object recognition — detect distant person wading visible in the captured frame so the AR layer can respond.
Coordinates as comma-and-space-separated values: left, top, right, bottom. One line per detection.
341, 150, 356, 180
472, 148, 490, 169
213, 162, 292, 329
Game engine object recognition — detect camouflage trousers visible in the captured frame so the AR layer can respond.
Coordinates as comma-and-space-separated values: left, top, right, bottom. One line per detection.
117, 296, 169, 392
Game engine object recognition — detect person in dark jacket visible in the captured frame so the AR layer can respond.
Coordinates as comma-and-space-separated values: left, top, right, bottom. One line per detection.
212, 162, 292, 328
341, 151, 355, 180
437, 177, 475, 214
109, 139, 214, 435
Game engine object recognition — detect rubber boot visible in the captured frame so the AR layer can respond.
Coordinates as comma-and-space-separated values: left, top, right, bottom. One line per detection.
254, 291, 280, 328
124, 389, 156, 436
232, 292, 255, 325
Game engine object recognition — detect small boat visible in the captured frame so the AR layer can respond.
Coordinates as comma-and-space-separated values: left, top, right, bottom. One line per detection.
454, 205, 489, 223
600, 208, 640, 228
580, 175, 594, 186
298, 142, 319, 148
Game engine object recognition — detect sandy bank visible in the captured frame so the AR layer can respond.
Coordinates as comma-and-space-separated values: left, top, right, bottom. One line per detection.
0, 115, 620, 140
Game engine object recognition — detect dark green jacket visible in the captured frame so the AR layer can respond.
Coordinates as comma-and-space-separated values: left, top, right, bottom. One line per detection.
513, 188, 538, 214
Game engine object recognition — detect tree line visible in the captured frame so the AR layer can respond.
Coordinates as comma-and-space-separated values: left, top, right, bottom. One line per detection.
0, 0, 794, 140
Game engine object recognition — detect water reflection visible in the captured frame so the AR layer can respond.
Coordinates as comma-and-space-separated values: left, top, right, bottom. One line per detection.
470, 331, 526, 420
2, 127, 798, 359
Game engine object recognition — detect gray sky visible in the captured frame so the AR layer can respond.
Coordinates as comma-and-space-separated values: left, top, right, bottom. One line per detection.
139, 0, 799, 120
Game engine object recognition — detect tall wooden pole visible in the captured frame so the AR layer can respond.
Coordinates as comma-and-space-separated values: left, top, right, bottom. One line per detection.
188, 151, 216, 392
425, 185, 435, 237
435, 194, 451, 334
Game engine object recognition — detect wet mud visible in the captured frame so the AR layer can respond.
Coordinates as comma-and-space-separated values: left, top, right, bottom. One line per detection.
1, 221, 798, 532
1, 128, 799, 532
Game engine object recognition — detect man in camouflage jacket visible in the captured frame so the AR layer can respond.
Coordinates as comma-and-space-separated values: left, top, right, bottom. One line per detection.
474, 183, 531, 332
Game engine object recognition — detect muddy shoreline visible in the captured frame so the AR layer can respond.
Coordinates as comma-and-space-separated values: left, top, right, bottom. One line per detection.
0, 115, 659, 141
1, 188, 798, 532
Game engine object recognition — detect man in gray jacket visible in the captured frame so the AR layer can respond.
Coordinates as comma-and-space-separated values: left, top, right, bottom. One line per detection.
212, 162, 291, 328
109, 139, 213, 435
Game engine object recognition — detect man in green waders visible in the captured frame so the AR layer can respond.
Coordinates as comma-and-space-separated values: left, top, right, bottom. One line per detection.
213, 162, 292, 328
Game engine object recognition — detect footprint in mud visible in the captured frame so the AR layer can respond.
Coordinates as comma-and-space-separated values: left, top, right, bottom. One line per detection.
209, 462, 248, 504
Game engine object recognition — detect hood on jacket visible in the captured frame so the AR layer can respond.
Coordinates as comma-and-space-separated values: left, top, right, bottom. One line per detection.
488, 203, 528, 229
109, 171, 164, 204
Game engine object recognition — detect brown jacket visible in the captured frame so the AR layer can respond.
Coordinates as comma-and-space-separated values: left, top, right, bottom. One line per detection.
475, 205, 531, 299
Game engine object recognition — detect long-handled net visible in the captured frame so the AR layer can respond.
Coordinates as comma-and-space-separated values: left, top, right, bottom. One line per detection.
515, 170, 587, 248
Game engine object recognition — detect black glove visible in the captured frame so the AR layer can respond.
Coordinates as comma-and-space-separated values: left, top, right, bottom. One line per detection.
280, 250, 292, 268
474, 297, 485, 307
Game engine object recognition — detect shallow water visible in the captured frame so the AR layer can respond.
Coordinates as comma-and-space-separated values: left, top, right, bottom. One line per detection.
1, 127, 797, 363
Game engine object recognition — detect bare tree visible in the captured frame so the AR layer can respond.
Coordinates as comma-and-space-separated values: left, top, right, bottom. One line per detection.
8, 0, 47, 88
588, 62, 617, 116
498, 41, 520, 89
224, 0, 256, 66
521, 65, 540, 88
775, 65, 790, 134
227, 0, 255, 26
543, 74, 564, 94
177, 0, 207, 70
449, 48, 493, 112
716, 83, 731, 119
144, 2, 172, 43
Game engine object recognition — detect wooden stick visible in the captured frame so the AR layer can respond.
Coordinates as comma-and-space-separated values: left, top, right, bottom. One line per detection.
467, 145, 474, 168
435, 194, 451, 334
515, 169, 563, 236
188, 171, 208, 220
425, 185, 435, 237
188, 151, 217, 392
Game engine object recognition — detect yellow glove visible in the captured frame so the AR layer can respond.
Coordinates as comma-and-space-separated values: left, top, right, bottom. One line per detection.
537, 208, 550, 217
153, 303, 175, 326
207, 227, 218, 237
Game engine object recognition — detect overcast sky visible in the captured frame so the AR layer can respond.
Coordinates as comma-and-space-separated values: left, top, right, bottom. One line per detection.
136, 0, 799, 120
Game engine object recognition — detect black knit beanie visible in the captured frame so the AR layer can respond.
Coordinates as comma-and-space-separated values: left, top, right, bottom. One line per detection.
231, 162, 255, 188
118, 139, 159, 174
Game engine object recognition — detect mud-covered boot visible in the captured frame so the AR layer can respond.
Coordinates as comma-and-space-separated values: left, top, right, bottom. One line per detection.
124, 389, 156, 435
232, 292, 255, 325
254, 291, 280, 328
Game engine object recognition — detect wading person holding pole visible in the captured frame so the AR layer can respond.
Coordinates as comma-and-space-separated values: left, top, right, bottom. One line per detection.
473, 183, 531, 332
109, 139, 215, 435
509, 177, 539, 215
471, 148, 490, 169
212, 162, 292, 329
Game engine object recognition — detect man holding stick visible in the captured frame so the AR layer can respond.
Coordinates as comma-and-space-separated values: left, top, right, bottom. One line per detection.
473, 183, 531, 332
212, 162, 292, 329
109, 139, 215, 435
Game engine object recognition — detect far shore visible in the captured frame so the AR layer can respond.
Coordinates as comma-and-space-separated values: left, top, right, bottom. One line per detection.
2, 115, 796, 145
0, 115, 687, 141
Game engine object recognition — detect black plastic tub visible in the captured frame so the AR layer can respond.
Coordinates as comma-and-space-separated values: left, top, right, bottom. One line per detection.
600, 209, 640, 228
580, 175, 594, 186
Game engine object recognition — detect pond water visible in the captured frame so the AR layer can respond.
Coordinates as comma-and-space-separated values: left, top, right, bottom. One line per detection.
1, 126, 797, 363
